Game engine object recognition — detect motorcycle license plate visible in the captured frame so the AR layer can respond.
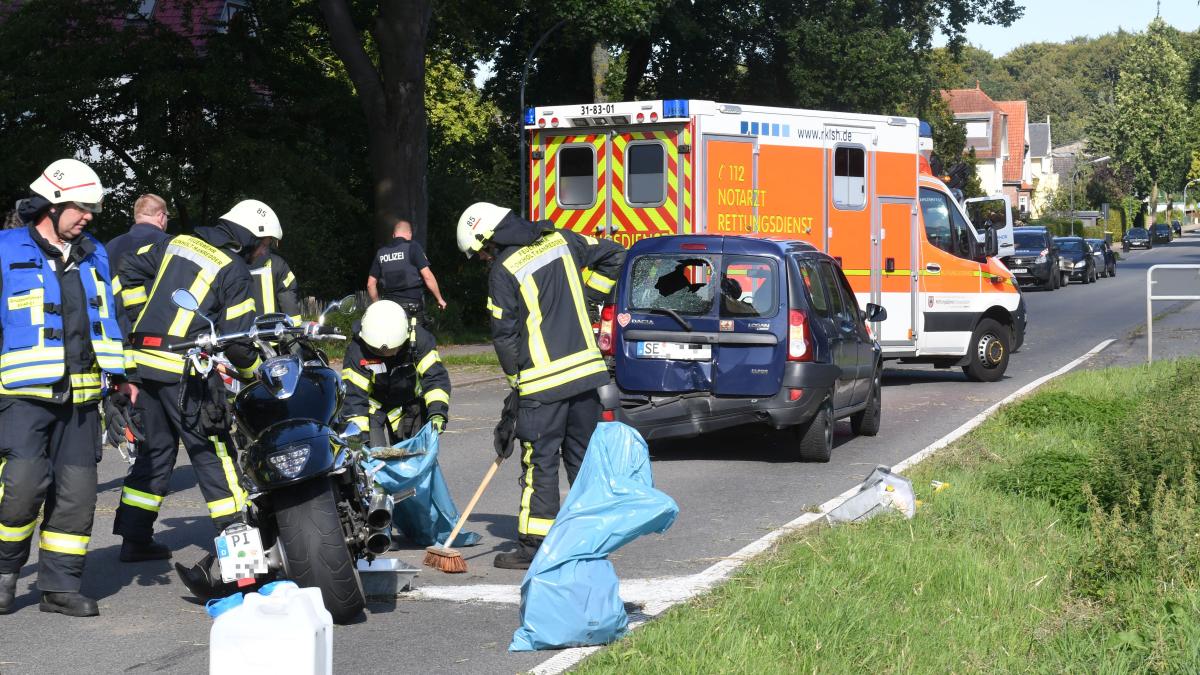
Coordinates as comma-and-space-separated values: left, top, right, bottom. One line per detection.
1009, 268, 1027, 274
215, 523, 269, 583
637, 341, 711, 360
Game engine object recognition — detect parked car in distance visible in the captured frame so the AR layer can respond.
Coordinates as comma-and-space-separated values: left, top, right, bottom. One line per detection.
1123, 227, 1152, 251
597, 235, 886, 462
1152, 224, 1173, 244
1053, 236, 1097, 284
1003, 226, 1061, 291
1085, 238, 1116, 278
1173, 220, 1183, 237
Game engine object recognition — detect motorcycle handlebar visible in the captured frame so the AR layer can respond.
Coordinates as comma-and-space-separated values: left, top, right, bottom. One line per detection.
167, 323, 344, 353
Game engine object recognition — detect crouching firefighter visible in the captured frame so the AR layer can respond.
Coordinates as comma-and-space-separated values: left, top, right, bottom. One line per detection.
342, 300, 450, 446
456, 202, 625, 569
112, 200, 271, 592
0, 159, 129, 617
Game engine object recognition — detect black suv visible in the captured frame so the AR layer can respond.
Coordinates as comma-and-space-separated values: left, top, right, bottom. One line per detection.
1003, 226, 1061, 291
1054, 236, 1096, 284
1152, 224, 1172, 244
597, 235, 886, 462
1123, 227, 1151, 250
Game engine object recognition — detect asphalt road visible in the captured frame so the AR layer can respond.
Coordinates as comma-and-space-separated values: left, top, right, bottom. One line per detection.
4, 234, 1200, 674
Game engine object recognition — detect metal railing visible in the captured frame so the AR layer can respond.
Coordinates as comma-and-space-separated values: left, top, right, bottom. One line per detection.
1146, 264, 1200, 362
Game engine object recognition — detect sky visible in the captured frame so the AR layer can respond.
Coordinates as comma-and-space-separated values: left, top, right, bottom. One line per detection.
943, 0, 1199, 56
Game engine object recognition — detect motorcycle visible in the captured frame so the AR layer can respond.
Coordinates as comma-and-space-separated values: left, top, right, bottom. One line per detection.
167, 289, 399, 624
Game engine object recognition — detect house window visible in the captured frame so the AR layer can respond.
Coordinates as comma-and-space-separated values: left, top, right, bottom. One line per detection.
1019, 195, 1029, 212
128, 0, 156, 19
217, 1, 253, 34
557, 145, 597, 209
833, 146, 866, 210
964, 120, 988, 138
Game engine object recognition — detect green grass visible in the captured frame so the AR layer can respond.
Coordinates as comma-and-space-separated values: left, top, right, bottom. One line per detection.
577, 359, 1200, 674
442, 352, 499, 368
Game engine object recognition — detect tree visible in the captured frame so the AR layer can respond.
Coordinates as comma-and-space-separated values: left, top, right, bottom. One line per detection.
1088, 19, 1190, 222
316, 0, 433, 247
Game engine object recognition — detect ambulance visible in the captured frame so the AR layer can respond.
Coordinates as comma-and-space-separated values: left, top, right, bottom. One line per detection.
524, 99, 1026, 381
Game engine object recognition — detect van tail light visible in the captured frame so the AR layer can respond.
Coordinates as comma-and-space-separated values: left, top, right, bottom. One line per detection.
598, 303, 616, 356
787, 309, 814, 361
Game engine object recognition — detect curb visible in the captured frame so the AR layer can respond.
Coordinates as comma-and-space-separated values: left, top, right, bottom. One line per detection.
528, 338, 1116, 675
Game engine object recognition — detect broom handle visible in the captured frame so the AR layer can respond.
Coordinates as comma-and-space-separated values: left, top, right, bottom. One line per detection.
440, 456, 503, 550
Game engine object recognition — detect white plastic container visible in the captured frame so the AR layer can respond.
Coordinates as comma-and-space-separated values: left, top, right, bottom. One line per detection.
209, 584, 333, 675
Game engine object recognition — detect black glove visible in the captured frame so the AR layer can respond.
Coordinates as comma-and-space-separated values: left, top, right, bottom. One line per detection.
493, 390, 520, 459
104, 391, 145, 449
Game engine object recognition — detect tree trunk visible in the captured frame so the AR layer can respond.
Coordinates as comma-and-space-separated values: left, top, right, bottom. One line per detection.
591, 42, 610, 102
622, 36, 652, 101
1150, 182, 1159, 227
317, 0, 432, 248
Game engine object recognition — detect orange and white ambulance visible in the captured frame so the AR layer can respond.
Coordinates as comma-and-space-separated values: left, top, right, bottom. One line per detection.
524, 99, 1026, 380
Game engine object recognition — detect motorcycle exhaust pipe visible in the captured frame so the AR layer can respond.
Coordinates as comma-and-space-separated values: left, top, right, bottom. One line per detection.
365, 524, 393, 555
367, 490, 394, 530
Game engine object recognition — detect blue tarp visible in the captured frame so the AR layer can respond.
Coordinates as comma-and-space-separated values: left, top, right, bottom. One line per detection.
510, 422, 678, 651
361, 422, 480, 548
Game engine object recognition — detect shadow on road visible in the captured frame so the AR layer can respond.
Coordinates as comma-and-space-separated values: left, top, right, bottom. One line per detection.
648, 421, 855, 463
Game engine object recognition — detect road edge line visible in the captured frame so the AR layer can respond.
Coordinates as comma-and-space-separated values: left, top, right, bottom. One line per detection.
529, 338, 1115, 675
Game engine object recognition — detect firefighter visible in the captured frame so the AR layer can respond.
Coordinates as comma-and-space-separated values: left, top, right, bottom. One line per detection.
111, 199, 268, 567
456, 202, 624, 569
247, 218, 302, 325
0, 159, 128, 617
105, 193, 172, 277
341, 300, 450, 447
366, 218, 447, 325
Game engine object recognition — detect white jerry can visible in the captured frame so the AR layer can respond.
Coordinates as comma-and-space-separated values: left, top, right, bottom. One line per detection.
209, 583, 333, 675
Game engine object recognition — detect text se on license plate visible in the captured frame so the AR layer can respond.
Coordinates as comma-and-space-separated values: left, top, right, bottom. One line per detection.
215, 523, 269, 583
637, 341, 711, 360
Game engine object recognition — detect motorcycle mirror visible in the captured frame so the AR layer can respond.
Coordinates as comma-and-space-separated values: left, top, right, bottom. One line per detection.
337, 295, 357, 314
171, 288, 200, 312
340, 422, 362, 439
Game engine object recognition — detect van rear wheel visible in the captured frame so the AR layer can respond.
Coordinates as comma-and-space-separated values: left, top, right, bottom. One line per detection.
962, 319, 1010, 383
795, 400, 833, 462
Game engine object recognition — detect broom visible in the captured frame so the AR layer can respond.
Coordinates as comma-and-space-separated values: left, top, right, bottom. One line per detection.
423, 455, 503, 573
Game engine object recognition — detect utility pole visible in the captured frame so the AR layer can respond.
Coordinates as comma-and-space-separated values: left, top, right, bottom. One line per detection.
518, 18, 567, 220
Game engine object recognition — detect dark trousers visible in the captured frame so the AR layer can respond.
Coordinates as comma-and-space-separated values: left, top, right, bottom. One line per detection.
113, 379, 244, 541
0, 398, 100, 592
514, 390, 601, 541
368, 401, 425, 448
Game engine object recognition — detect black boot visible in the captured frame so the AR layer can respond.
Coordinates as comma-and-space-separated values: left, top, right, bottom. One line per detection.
493, 536, 543, 570
39, 591, 99, 617
0, 572, 17, 614
174, 553, 239, 601
120, 538, 172, 562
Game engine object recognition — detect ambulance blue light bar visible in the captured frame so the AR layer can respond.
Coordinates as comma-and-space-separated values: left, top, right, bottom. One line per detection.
663, 99, 689, 119
919, 120, 933, 138
524, 107, 537, 126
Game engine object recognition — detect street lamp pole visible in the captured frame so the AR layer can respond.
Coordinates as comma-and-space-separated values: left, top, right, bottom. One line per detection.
518, 18, 567, 220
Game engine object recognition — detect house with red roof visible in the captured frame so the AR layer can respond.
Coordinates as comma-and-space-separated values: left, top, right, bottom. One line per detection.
941, 84, 1035, 215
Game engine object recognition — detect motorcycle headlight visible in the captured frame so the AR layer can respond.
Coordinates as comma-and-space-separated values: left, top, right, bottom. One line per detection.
268, 444, 311, 478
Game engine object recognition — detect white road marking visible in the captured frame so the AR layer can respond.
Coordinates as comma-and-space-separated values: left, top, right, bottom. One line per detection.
414, 340, 1115, 672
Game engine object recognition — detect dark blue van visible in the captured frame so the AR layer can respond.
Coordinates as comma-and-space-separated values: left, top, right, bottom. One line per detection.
596, 235, 886, 461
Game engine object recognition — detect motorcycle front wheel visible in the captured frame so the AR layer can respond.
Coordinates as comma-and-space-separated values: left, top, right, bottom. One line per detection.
274, 476, 366, 624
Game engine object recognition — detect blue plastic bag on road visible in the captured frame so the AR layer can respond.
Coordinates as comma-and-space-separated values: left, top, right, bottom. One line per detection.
509, 422, 678, 652
360, 422, 480, 548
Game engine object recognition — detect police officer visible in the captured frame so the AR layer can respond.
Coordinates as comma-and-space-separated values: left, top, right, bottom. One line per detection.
105, 193, 172, 277
112, 199, 269, 566
0, 159, 129, 616
341, 300, 450, 446
367, 218, 447, 324
456, 202, 624, 569
246, 217, 302, 325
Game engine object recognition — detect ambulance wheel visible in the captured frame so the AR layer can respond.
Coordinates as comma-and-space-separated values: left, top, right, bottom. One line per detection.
795, 399, 833, 462
850, 368, 882, 437
963, 319, 1010, 383
275, 477, 365, 624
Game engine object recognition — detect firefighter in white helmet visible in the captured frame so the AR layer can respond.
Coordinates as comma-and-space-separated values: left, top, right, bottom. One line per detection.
0, 159, 130, 616
456, 202, 625, 569
232, 199, 303, 326
113, 199, 273, 587
341, 300, 450, 446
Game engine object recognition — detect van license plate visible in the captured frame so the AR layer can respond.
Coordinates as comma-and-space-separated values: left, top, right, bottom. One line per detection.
1009, 268, 1027, 273
215, 523, 268, 583
637, 341, 711, 360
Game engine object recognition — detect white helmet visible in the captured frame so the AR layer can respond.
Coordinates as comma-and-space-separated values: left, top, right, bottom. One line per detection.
359, 300, 410, 352
456, 202, 511, 257
221, 199, 282, 240
29, 158, 104, 213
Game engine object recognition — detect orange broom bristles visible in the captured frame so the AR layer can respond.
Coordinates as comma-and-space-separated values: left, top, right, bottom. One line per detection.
423, 545, 467, 573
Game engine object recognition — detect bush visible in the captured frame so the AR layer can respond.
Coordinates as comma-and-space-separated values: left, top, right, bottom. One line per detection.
986, 448, 1096, 522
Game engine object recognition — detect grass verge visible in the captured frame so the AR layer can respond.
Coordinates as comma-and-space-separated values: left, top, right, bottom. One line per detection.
577, 358, 1200, 673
